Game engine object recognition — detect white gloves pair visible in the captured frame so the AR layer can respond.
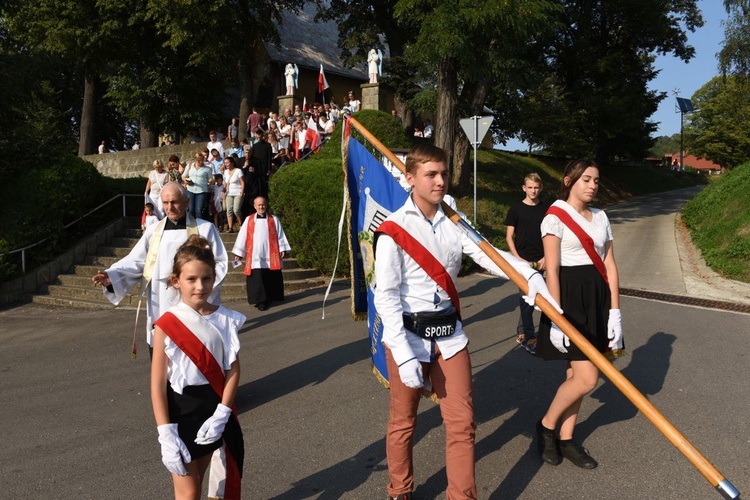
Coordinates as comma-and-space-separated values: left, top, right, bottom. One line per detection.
549, 309, 623, 353
156, 404, 232, 475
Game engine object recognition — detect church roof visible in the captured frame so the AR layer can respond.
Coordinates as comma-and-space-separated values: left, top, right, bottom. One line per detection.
268, 3, 369, 81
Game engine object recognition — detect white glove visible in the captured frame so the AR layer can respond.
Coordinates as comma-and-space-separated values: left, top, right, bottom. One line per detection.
550, 323, 570, 353
607, 309, 623, 349
194, 404, 232, 445
157, 423, 191, 476
397, 358, 424, 389
523, 272, 563, 313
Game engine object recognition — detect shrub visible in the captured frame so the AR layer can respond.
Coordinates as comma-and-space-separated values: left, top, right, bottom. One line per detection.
0, 155, 110, 280
271, 110, 411, 276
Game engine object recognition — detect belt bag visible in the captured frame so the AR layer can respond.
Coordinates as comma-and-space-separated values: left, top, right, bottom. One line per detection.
403, 306, 458, 340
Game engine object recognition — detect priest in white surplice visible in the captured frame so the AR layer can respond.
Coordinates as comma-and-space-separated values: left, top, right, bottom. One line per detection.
92, 182, 228, 348
231, 196, 291, 311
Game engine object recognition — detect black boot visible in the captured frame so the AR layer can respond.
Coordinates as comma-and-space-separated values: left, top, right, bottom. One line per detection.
536, 419, 562, 465
558, 439, 598, 469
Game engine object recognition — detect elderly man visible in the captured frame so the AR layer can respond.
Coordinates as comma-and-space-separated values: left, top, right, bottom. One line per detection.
231, 196, 291, 311
92, 182, 228, 349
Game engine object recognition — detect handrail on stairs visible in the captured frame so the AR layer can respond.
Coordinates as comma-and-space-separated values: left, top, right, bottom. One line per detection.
0, 194, 142, 274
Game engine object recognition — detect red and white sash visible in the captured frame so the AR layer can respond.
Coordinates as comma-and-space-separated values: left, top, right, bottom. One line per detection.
154, 303, 243, 499
546, 204, 609, 285
244, 214, 281, 276
376, 220, 461, 317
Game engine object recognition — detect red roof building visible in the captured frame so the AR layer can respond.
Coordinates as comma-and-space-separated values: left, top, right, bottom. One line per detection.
667, 153, 723, 174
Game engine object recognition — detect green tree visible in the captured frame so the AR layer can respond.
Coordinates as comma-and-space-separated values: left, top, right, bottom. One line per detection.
395, 0, 558, 191
147, 0, 300, 142
99, 1, 226, 147
720, 1, 750, 76
650, 134, 681, 158
314, 0, 420, 127
3, 0, 115, 156
684, 75, 750, 168
516, 0, 703, 162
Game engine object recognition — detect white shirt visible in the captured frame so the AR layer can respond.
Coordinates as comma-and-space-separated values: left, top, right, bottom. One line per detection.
541, 200, 613, 266
144, 215, 159, 228
223, 168, 244, 196
207, 140, 225, 159
373, 196, 532, 365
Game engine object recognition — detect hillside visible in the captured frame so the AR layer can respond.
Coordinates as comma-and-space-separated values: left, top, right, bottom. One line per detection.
682, 163, 750, 283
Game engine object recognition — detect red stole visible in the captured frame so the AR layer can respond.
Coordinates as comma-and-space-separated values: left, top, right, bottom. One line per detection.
154, 310, 243, 499
376, 220, 461, 317
546, 205, 609, 285
243, 214, 281, 276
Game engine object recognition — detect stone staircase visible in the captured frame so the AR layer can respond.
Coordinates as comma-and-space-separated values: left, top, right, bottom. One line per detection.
31, 219, 330, 309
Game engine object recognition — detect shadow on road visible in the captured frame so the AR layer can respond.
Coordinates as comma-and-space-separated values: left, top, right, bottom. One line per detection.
236, 336, 370, 412
247, 285, 676, 498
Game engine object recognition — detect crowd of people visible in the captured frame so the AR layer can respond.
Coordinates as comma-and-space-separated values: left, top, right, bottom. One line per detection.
139, 93, 369, 235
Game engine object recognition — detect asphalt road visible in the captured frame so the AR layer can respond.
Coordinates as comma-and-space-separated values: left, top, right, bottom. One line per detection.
1, 187, 749, 499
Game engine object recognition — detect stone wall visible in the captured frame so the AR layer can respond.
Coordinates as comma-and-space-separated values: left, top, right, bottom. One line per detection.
82, 142, 230, 179
0, 218, 127, 307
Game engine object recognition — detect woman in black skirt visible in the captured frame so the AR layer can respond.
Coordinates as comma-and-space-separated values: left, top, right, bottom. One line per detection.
535, 159, 623, 469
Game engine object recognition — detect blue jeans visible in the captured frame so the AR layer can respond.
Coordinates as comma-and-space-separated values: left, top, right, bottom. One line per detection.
188, 191, 209, 220
516, 291, 536, 340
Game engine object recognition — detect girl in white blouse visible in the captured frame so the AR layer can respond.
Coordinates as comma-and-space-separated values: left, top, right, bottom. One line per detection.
536, 159, 622, 470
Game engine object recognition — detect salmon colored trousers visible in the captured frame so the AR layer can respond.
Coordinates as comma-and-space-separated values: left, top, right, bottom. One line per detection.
385, 345, 476, 499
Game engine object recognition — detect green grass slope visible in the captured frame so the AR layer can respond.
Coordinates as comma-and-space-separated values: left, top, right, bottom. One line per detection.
682, 163, 750, 282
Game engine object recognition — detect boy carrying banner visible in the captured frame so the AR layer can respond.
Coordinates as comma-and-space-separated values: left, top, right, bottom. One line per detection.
373, 143, 559, 500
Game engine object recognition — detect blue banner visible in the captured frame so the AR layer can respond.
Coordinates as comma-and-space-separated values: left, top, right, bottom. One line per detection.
346, 137, 409, 384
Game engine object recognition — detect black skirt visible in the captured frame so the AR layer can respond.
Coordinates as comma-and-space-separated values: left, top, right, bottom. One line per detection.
536, 265, 613, 361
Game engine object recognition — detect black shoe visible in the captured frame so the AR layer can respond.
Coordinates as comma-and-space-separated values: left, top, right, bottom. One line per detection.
536, 419, 562, 465
525, 338, 537, 355
257, 303, 268, 311
558, 439, 598, 469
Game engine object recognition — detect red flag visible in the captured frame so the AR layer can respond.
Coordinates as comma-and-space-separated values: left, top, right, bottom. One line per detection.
318, 64, 329, 93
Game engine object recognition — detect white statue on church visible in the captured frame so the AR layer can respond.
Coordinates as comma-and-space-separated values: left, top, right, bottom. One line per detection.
285, 63, 298, 95
368, 49, 382, 84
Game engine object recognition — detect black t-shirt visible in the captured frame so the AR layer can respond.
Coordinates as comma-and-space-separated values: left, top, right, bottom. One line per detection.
504, 201, 550, 262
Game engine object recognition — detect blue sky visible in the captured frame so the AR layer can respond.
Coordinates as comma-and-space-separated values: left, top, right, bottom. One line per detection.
502, 0, 728, 151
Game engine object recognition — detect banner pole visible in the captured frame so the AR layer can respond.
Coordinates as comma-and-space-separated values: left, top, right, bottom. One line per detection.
345, 115, 740, 500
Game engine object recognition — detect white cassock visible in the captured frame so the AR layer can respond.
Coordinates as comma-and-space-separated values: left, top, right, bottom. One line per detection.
232, 214, 292, 304
102, 217, 228, 346
231, 214, 291, 266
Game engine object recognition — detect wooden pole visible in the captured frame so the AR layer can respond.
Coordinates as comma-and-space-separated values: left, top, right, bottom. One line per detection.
346, 116, 740, 499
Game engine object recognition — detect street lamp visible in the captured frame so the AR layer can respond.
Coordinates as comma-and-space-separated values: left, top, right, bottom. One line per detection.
674, 90, 694, 171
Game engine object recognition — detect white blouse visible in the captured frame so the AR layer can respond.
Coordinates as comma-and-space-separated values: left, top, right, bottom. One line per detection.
164, 305, 245, 394
541, 200, 613, 267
